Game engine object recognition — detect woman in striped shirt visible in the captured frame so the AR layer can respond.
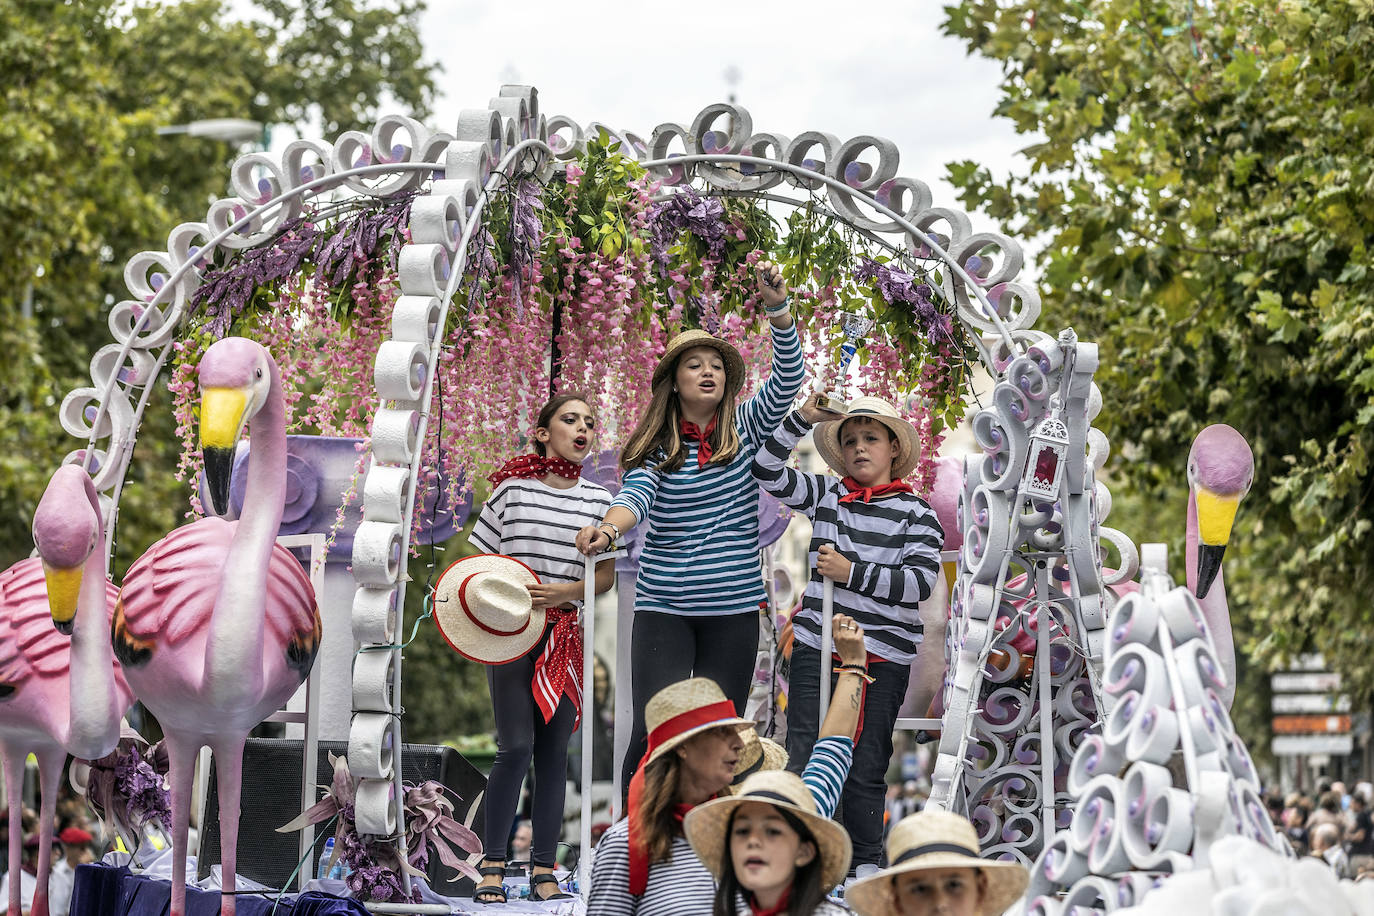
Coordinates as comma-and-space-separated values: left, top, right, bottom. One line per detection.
589, 617, 870, 916
466, 393, 617, 903
575, 261, 805, 795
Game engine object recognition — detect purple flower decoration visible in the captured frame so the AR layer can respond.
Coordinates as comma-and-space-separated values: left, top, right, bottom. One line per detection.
278, 754, 480, 904
506, 179, 545, 316
192, 191, 417, 336
854, 256, 950, 345
646, 186, 728, 271
76, 729, 172, 851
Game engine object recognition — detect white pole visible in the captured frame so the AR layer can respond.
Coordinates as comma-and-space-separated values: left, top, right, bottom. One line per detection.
580, 552, 596, 900
819, 578, 835, 726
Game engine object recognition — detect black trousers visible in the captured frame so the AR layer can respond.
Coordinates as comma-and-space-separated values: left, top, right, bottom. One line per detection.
619, 610, 760, 795
482, 623, 578, 867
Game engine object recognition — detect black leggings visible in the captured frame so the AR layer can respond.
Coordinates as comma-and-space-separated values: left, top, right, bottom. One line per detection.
482, 624, 577, 867
619, 610, 760, 795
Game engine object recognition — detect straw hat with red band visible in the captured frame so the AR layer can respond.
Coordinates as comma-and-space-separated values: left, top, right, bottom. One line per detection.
845, 809, 1029, 916
628, 678, 753, 895
432, 554, 544, 665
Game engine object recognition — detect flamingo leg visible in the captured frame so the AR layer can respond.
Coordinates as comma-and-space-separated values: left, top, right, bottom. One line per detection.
210, 735, 245, 916
26, 751, 63, 916
3, 745, 24, 916
164, 735, 199, 916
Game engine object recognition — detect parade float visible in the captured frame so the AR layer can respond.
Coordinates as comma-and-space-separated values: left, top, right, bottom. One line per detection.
2, 83, 1325, 915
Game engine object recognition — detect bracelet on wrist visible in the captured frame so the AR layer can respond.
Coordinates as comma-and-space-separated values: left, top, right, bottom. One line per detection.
765, 296, 790, 317
598, 522, 620, 541
837, 666, 875, 684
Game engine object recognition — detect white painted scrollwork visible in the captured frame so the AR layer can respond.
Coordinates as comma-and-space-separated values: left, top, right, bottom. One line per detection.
1018, 553, 1287, 915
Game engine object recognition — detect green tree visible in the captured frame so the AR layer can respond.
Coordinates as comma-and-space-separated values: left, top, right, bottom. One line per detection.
0, 0, 437, 570
942, 0, 1374, 739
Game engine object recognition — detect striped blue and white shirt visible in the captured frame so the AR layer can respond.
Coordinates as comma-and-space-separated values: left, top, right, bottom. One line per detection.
752, 410, 943, 664
587, 736, 853, 916
610, 323, 805, 616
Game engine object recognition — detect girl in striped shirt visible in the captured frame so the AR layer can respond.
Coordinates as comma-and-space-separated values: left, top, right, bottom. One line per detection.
467, 393, 617, 903
751, 394, 943, 873
576, 261, 805, 795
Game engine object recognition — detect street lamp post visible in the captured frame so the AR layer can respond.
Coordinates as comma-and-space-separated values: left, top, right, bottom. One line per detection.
156, 118, 265, 144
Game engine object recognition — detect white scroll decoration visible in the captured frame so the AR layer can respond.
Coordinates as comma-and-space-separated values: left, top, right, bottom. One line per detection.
1018, 556, 1287, 915
927, 329, 1138, 869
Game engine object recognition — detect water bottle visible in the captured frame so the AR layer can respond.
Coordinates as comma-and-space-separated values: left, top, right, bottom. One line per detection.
317, 837, 335, 881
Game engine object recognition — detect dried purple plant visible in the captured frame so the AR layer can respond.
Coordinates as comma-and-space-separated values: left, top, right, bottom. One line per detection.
646, 186, 727, 271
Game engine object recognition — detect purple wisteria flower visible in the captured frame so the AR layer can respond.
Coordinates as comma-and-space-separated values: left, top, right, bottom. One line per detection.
507, 179, 545, 316
646, 186, 727, 271
192, 191, 417, 336
854, 257, 951, 344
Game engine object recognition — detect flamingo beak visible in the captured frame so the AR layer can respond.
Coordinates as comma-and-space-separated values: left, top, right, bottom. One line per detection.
43, 562, 81, 635
1194, 487, 1239, 599
200, 386, 249, 517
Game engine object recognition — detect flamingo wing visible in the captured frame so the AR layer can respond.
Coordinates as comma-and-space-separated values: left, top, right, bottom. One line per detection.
0, 559, 68, 685
119, 518, 234, 647
264, 541, 319, 652
120, 518, 317, 651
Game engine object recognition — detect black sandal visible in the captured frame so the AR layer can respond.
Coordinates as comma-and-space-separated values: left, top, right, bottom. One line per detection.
532, 872, 572, 900
473, 864, 507, 904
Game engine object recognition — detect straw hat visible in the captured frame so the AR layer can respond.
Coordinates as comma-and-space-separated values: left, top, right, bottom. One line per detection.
652, 329, 745, 393
732, 728, 789, 786
642, 678, 753, 767
814, 396, 922, 481
431, 554, 544, 665
845, 810, 1029, 916
684, 770, 853, 893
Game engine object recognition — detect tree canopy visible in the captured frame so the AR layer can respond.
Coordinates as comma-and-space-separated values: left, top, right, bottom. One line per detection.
942, 0, 1374, 721
0, 0, 437, 569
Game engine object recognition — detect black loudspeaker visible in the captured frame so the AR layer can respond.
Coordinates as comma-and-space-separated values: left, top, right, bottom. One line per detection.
197, 738, 486, 896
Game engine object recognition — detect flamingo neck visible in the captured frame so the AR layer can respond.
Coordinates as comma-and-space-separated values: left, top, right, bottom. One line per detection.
207, 356, 287, 691
65, 522, 121, 758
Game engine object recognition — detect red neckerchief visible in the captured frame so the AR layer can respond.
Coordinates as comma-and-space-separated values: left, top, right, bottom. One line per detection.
531, 608, 583, 728
837, 476, 913, 504
680, 416, 718, 468
487, 453, 583, 488
748, 887, 792, 916
627, 699, 738, 894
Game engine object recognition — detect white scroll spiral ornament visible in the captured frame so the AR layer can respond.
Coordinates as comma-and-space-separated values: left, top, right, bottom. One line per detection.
1020, 550, 1287, 915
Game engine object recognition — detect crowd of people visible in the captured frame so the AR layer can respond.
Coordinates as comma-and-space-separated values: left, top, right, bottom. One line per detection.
1271, 779, 1374, 880
0, 786, 102, 916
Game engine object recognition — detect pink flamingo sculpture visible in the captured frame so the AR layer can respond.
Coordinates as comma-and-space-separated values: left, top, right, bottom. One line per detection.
0, 465, 133, 916
1186, 423, 1253, 711
113, 337, 321, 916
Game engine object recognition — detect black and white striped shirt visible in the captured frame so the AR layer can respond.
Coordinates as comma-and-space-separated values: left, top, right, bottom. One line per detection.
468, 476, 613, 597
752, 410, 943, 664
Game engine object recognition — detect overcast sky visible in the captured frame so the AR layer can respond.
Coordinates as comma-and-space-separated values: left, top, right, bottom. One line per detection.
413, 0, 1026, 211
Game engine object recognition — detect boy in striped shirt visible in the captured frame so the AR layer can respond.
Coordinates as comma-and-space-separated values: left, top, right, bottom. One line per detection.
751, 394, 943, 873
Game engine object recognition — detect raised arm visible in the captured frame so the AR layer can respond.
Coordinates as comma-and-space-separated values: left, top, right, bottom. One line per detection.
801, 613, 867, 818
741, 262, 806, 443
751, 400, 836, 514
